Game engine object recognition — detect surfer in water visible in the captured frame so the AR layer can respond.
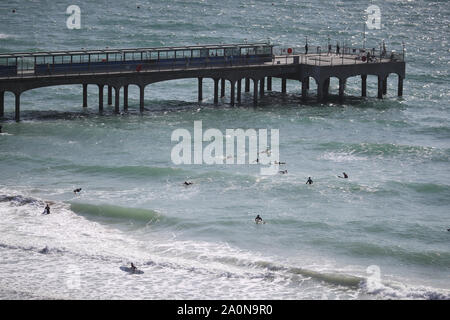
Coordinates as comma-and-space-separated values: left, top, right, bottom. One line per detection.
338, 172, 348, 179
130, 263, 137, 271
279, 170, 288, 174
306, 177, 313, 185
184, 181, 193, 186
73, 188, 82, 194
255, 215, 264, 224
43, 204, 50, 215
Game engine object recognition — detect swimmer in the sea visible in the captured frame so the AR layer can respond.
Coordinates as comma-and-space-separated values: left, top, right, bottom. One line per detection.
184, 181, 193, 186
279, 170, 288, 174
306, 177, 313, 184
73, 188, 82, 194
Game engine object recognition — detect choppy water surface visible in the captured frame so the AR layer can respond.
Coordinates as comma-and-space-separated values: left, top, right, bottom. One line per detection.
0, 0, 449, 299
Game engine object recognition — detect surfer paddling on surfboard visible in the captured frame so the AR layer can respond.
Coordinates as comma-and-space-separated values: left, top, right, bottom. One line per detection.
338, 172, 348, 179
255, 215, 265, 224
120, 263, 144, 274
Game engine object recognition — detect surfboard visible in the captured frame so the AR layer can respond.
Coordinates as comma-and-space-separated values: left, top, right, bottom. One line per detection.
120, 266, 144, 274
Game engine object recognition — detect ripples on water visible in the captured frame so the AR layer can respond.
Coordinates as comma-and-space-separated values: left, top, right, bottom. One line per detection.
0, 0, 449, 299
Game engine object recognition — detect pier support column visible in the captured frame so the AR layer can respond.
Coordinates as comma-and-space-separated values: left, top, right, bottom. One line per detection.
114, 87, 120, 114
221, 78, 225, 97
123, 85, 128, 111
253, 79, 258, 106
398, 77, 403, 97
198, 77, 203, 102
245, 78, 250, 92
237, 79, 242, 104
323, 78, 330, 100
377, 76, 384, 99
15, 92, 20, 122
213, 78, 219, 104
383, 75, 388, 95
108, 85, 112, 106
139, 86, 145, 112
306, 77, 310, 90
83, 84, 88, 108
338, 78, 345, 103
0, 91, 4, 118
281, 78, 286, 94
259, 77, 265, 97
98, 85, 104, 112
267, 77, 272, 91
301, 80, 308, 101
317, 81, 324, 102
230, 80, 235, 106
361, 75, 367, 97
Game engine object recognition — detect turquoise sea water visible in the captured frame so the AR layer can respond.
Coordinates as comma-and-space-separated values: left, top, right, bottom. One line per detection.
0, 0, 449, 299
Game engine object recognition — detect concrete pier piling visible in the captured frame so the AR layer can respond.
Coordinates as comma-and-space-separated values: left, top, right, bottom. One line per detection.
98, 84, 104, 112
15, 93, 20, 122
230, 80, 235, 106
301, 79, 308, 101
398, 77, 403, 97
0, 42, 405, 121
139, 86, 145, 112
259, 78, 264, 97
0, 91, 4, 118
114, 87, 120, 113
221, 78, 225, 98
83, 84, 88, 108
237, 79, 242, 104
123, 85, 128, 111
108, 85, 112, 106
198, 77, 203, 102
361, 75, 367, 97
339, 78, 345, 103
213, 78, 219, 104
253, 79, 258, 106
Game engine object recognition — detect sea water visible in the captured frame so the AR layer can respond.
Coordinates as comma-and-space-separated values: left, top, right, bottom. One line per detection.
0, 0, 449, 299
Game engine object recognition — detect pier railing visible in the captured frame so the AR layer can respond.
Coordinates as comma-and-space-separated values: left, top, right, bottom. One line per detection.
1, 45, 404, 80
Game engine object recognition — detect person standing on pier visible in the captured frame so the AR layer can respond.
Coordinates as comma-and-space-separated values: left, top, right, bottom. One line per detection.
336, 42, 340, 55
305, 43, 308, 55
